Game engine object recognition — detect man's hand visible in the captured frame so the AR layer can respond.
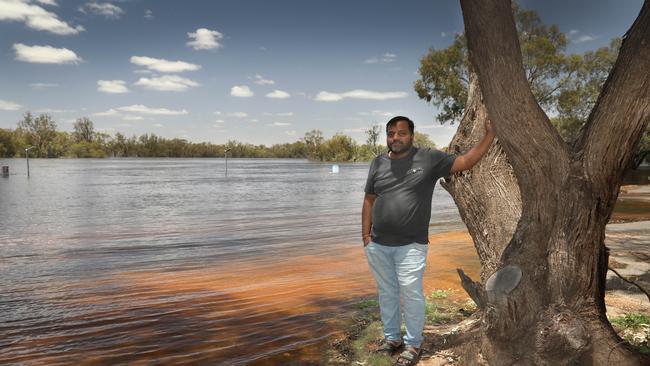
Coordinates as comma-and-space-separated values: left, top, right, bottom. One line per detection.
363, 236, 371, 247
451, 119, 497, 173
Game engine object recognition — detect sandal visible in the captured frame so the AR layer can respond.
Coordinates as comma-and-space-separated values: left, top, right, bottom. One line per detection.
375, 339, 403, 356
394, 346, 421, 366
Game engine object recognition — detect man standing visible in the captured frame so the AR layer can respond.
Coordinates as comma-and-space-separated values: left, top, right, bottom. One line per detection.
362, 116, 495, 366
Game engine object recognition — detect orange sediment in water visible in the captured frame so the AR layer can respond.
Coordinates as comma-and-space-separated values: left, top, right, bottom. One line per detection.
1, 230, 479, 365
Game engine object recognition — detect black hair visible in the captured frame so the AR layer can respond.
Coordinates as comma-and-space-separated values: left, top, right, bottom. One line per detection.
386, 116, 414, 134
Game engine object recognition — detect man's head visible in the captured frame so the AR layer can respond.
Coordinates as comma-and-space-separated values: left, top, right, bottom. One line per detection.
386, 116, 414, 154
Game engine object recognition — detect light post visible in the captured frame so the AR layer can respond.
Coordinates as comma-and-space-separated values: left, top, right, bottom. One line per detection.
225, 148, 232, 177
25, 146, 35, 178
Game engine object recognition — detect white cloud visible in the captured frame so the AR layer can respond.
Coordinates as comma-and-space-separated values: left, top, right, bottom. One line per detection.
213, 111, 222, 115
285, 130, 296, 136
94, 109, 118, 116
0, 0, 84, 35
0, 99, 22, 111
569, 29, 579, 35
144, 9, 153, 19
187, 28, 223, 50
277, 112, 294, 116
315, 89, 408, 102
441, 32, 447, 37
214, 119, 224, 124
382, 53, 396, 62
117, 105, 188, 116
134, 75, 199, 92
79, 2, 124, 19
253, 74, 275, 85
122, 115, 144, 121
133, 69, 153, 74
97, 79, 129, 94
130, 56, 201, 73
364, 52, 397, 64
35, 108, 75, 113
30, 82, 58, 89
343, 127, 367, 133
36, 0, 57, 5
574, 35, 597, 43
266, 90, 290, 99
153, 123, 163, 128
363, 110, 395, 117
271, 122, 290, 126
227, 112, 248, 118
231, 85, 254, 97
95, 104, 188, 117
13, 43, 82, 64
248, 119, 258, 122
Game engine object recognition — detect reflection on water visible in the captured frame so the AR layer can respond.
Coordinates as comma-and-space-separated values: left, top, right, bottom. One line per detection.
0, 158, 471, 365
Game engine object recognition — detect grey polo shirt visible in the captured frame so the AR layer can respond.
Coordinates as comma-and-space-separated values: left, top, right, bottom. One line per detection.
364, 147, 457, 246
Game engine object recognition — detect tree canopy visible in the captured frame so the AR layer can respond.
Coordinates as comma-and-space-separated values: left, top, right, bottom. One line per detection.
415, 3, 649, 167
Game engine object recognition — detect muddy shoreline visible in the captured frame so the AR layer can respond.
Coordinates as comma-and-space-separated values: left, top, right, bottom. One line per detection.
315, 184, 650, 365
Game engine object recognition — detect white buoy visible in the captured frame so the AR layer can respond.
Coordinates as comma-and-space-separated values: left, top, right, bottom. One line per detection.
332, 164, 340, 174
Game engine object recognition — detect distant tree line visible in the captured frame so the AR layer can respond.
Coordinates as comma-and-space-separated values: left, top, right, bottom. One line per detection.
0, 113, 437, 162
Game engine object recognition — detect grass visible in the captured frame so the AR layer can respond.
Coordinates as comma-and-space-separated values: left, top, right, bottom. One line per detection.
609, 312, 650, 354
430, 288, 454, 299
322, 290, 478, 364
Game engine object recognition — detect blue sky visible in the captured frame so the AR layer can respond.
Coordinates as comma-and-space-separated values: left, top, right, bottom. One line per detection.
0, 0, 644, 146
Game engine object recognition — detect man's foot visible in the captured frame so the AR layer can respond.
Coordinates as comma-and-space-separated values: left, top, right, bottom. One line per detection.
394, 346, 421, 366
375, 339, 403, 356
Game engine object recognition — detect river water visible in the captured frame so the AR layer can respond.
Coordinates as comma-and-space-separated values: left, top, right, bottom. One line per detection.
0, 158, 470, 365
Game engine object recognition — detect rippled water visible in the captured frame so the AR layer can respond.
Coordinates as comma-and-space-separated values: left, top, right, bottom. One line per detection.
0, 158, 465, 365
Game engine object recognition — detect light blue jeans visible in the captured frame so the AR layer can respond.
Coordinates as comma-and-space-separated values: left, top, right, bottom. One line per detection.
364, 241, 428, 348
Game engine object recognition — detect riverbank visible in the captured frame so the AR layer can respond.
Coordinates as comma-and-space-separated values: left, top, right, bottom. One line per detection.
321, 185, 650, 365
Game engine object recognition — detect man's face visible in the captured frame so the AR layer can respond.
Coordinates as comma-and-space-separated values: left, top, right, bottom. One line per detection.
386, 120, 413, 154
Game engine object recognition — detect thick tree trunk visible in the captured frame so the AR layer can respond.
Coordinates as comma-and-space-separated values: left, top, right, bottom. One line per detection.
439, 0, 650, 365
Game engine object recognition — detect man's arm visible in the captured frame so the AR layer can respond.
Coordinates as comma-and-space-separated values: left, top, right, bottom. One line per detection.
450, 119, 496, 173
362, 193, 376, 246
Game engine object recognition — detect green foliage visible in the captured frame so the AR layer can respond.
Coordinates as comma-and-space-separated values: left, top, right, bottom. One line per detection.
415, 4, 648, 167
610, 313, 650, 331
355, 298, 379, 311
429, 288, 453, 299
73, 117, 95, 143
425, 300, 451, 324
415, 34, 468, 123
1, 114, 392, 161
415, 4, 569, 123
351, 321, 393, 366
414, 131, 436, 149
365, 124, 384, 157
609, 313, 650, 353
0, 128, 17, 157
17, 112, 58, 157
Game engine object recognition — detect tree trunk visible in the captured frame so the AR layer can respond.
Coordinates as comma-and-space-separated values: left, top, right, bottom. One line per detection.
440, 1, 650, 365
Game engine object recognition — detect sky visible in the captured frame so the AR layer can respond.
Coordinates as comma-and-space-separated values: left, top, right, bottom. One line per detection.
0, 0, 645, 146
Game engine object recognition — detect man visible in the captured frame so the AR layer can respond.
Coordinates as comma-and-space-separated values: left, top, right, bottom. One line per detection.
362, 116, 495, 366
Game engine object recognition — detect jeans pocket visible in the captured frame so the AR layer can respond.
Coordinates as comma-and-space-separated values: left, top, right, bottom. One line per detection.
412, 243, 428, 253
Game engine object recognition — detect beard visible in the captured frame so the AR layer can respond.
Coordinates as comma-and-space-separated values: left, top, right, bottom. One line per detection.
388, 140, 412, 154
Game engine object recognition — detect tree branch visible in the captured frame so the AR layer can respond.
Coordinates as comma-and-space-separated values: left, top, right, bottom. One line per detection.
459, 0, 570, 204
577, 1, 650, 191
608, 266, 650, 302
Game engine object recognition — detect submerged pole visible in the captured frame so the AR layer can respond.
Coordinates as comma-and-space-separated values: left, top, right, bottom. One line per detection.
225, 148, 232, 177
25, 146, 35, 178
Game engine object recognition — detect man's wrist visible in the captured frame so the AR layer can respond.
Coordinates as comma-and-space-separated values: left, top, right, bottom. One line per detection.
362, 233, 371, 238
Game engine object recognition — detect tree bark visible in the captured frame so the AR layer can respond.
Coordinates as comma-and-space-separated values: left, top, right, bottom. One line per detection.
442, 0, 650, 364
